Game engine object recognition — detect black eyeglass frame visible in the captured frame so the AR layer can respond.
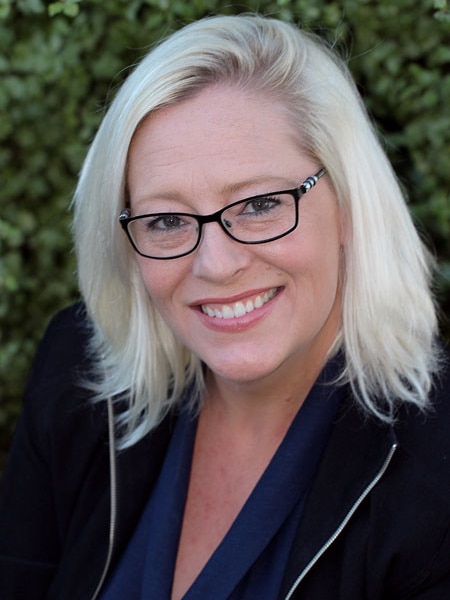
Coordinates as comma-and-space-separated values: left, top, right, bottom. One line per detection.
119, 167, 326, 260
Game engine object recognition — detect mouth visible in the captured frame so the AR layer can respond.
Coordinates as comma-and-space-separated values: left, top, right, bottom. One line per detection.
200, 287, 280, 320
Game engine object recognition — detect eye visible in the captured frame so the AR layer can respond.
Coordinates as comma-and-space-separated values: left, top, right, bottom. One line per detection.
144, 214, 187, 232
242, 196, 281, 215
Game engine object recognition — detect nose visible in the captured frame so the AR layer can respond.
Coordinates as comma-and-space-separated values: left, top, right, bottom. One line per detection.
191, 221, 251, 282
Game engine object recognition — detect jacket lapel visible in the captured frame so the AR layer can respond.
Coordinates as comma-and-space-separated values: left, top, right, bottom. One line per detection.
279, 392, 397, 598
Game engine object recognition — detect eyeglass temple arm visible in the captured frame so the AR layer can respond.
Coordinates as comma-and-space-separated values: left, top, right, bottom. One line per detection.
299, 167, 327, 194
119, 208, 131, 221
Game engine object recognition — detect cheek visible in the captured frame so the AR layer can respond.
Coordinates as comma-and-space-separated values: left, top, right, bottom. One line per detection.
312, 238, 342, 302
136, 259, 180, 307
280, 218, 343, 314
135, 256, 196, 336
278, 217, 342, 279
303, 207, 343, 275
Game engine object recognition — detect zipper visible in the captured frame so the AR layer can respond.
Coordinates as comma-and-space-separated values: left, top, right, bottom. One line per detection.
90, 395, 118, 600
284, 442, 398, 600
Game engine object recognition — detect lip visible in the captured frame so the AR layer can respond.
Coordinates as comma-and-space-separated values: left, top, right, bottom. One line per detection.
192, 286, 283, 332
193, 286, 280, 306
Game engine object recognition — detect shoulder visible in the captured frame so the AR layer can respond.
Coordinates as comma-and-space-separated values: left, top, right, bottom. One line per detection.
19, 302, 104, 451
393, 347, 450, 497
27, 302, 93, 393
367, 350, 450, 594
330, 355, 450, 594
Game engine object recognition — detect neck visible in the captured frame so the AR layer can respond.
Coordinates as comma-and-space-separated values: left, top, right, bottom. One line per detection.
203, 354, 327, 441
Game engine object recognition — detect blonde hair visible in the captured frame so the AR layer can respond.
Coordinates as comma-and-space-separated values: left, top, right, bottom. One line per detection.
73, 14, 440, 446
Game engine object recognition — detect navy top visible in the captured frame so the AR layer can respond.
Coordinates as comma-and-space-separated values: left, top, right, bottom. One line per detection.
101, 356, 344, 600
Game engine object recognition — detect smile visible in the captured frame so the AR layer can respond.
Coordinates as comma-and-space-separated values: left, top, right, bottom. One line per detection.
201, 287, 279, 319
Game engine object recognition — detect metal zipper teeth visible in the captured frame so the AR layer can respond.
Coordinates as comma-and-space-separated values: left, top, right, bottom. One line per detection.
284, 442, 398, 600
90, 395, 118, 600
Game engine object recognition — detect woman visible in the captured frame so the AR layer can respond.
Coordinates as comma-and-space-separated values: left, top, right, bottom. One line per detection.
0, 14, 449, 600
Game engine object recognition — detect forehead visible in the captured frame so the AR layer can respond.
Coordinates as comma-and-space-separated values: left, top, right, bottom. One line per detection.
127, 85, 311, 201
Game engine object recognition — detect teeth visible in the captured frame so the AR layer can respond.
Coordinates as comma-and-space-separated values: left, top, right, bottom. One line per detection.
234, 302, 246, 318
222, 305, 234, 319
201, 288, 278, 319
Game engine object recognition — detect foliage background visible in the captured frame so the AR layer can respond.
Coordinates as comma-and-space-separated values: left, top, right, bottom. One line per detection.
1, 0, 449, 472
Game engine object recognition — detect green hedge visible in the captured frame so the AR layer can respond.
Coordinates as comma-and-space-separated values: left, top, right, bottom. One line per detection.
1, 0, 449, 471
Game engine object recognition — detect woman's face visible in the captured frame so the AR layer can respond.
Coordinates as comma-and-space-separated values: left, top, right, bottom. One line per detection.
127, 85, 344, 389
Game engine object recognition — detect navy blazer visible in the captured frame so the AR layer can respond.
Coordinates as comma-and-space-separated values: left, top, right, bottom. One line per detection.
1, 304, 449, 599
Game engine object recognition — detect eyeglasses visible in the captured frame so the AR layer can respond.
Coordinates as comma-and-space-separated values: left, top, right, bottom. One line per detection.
119, 167, 326, 260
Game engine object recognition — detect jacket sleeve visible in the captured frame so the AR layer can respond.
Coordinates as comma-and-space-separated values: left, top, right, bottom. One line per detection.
0, 303, 101, 599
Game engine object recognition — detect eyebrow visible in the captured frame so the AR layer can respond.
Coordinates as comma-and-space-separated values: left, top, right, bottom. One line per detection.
133, 175, 300, 207
218, 175, 299, 196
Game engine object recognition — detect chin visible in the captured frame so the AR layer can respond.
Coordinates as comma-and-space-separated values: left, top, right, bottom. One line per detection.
208, 359, 280, 386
